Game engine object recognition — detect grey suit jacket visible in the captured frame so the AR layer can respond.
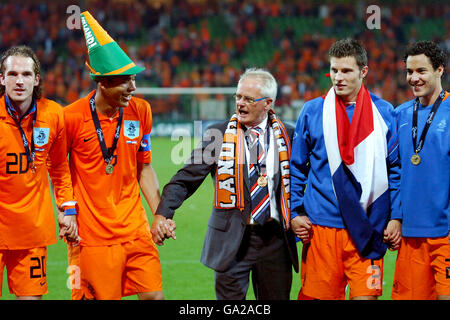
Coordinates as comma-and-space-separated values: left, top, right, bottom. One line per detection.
155, 119, 299, 273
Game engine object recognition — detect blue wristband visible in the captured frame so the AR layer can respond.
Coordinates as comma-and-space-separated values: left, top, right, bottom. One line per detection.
64, 208, 77, 216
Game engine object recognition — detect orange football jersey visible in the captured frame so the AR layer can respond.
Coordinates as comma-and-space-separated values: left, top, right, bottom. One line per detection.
64, 91, 153, 246
0, 97, 75, 249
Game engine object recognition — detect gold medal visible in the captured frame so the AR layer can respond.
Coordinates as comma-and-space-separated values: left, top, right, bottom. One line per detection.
257, 175, 268, 187
105, 163, 114, 174
410, 154, 421, 165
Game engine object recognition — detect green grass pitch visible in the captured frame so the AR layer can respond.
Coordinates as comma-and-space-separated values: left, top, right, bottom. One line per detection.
1, 137, 397, 300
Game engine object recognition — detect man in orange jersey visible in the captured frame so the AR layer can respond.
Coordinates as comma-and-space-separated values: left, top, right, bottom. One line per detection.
0, 45, 78, 300
64, 11, 172, 300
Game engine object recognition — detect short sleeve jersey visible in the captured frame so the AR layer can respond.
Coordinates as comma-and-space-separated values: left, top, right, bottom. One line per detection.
64, 91, 153, 246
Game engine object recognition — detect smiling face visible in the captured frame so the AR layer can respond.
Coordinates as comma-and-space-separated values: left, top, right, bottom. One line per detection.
0, 55, 40, 111
235, 77, 272, 127
406, 53, 444, 106
98, 74, 136, 109
330, 56, 368, 104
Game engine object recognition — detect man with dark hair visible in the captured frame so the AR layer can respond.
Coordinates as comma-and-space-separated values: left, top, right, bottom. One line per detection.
327, 38, 368, 70
64, 12, 165, 300
391, 40, 449, 300
0, 45, 78, 299
290, 38, 401, 300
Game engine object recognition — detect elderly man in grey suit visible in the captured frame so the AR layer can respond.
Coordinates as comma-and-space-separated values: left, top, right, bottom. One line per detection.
151, 68, 298, 300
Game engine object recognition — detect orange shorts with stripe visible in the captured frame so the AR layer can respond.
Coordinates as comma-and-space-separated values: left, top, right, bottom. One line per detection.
299, 225, 383, 300
0, 247, 48, 297
392, 236, 450, 300
67, 235, 162, 300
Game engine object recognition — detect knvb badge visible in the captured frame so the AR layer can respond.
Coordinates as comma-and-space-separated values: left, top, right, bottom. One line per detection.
34, 128, 49, 147
124, 120, 140, 139
437, 119, 446, 132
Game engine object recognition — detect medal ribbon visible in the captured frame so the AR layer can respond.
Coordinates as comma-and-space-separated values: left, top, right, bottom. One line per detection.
412, 90, 444, 154
89, 92, 123, 167
247, 124, 271, 225
4, 95, 37, 171
245, 121, 270, 177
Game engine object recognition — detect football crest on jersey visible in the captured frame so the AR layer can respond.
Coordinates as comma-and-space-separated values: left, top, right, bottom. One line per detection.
437, 119, 446, 132
34, 127, 50, 147
124, 120, 140, 139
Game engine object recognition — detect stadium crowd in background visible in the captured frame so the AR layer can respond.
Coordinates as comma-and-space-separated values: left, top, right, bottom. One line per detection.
0, 0, 448, 302
0, 0, 447, 116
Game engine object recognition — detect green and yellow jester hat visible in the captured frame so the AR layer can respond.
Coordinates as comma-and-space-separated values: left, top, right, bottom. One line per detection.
80, 11, 145, 79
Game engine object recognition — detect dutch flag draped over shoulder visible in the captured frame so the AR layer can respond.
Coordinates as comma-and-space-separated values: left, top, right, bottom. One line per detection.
323, 84, 389, 260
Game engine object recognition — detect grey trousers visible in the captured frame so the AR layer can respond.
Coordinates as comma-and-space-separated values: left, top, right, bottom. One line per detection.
214, 220, 293, 300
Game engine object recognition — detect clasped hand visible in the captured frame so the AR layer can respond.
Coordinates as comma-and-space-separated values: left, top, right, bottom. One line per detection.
151, 215, 177, 246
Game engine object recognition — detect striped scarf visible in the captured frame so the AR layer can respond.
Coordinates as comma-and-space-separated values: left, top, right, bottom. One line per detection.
214, 110, 292, 229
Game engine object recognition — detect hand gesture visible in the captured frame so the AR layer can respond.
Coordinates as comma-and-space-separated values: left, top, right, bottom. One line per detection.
291, 215, 313, 243
151, 215, 177, 246
57, 210, 81, 246
383, 219, 402, 251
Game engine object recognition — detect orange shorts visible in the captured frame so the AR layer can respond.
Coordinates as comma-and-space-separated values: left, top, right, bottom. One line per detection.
299, 225, 383, 300
392, 236, 450, 300
0, 247, 48, 297
67, 235, 162, 300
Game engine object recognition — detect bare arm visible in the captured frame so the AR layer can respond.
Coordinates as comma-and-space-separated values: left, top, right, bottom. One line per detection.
138, 162, 161, 214
138, 162, 176, 245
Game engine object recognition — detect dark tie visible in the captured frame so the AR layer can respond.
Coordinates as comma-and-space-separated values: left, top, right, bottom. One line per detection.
248, 127, 271, 225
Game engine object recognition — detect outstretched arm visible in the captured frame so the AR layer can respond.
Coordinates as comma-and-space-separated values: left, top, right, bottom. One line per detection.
151, 124, 224, 245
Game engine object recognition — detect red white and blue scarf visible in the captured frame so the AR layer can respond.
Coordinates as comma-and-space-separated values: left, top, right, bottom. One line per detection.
323, 84, 389, 259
